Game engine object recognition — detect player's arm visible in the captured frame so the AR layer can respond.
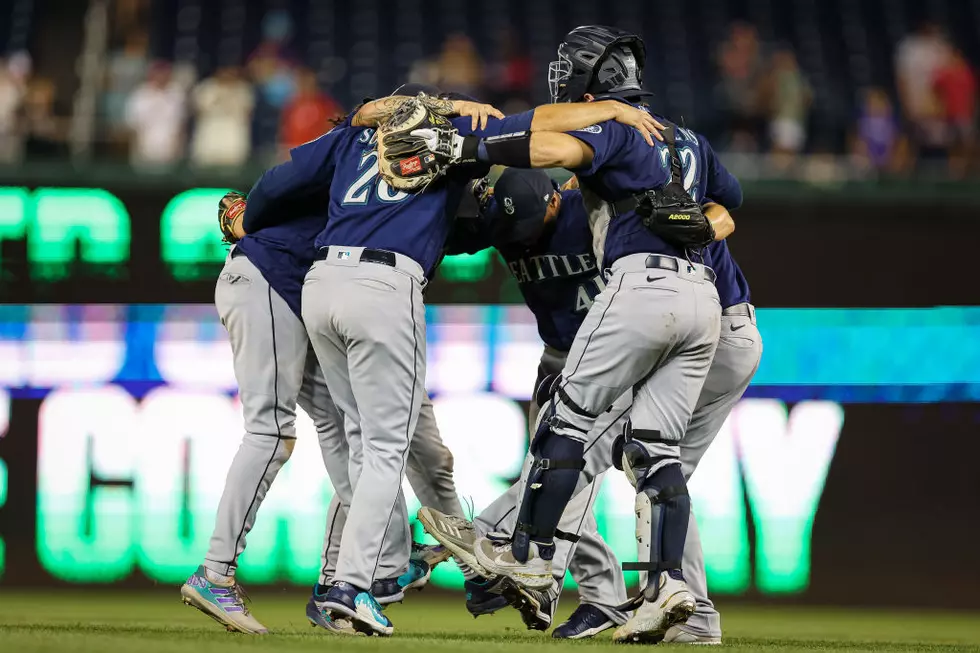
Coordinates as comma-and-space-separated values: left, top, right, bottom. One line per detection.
703, 202, 734, 240
530, 101, 665, 145
353, 95, 504, 130
699, 134, 743, 210
242, 131, 342, 233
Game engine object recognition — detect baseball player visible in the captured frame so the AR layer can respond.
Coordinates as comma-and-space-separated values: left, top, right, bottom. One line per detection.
433, 168, 632, 632
178, 112, 464, 634
411, 25, 744, 643
425, 169, 752, 643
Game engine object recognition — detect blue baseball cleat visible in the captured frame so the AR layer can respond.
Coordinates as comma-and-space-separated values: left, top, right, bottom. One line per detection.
180, 565, 268, 635
464, 576, 510, 617
321, 581, 393, 637
306, 585, 359, 635
552, 603, 616, 639
371, 559, 431, 605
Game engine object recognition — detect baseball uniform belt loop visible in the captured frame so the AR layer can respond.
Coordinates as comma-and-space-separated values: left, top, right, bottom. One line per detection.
645, 254, 717, 284
722, 302, 755, 322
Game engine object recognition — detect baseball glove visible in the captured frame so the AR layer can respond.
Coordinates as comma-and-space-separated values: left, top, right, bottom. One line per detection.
635, 185, 715, 249
377, 95, 454, 191
218, 190, 247, 244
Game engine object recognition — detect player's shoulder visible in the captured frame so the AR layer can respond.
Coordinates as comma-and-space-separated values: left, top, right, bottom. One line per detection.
559, 188, 585, 212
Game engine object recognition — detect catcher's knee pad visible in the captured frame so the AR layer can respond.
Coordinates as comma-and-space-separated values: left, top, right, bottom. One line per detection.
615, 422, 679, 486
625, 463, 690, 600
512, 427, 587, 563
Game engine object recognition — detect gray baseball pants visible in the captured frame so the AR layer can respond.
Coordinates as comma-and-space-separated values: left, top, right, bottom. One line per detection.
206, 251, 461, 585
302, 246, 427, 591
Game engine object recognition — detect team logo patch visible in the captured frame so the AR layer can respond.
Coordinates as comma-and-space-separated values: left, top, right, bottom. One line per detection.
503, 196, 515, 215
400, 155, 423, 175
337, 250, 351, 260
576, 124, 602, 134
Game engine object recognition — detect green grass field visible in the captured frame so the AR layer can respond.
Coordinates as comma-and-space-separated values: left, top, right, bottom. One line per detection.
1, 590, 978, 653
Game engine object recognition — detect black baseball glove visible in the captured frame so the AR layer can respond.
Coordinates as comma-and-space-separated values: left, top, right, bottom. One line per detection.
635, 185, 715, 249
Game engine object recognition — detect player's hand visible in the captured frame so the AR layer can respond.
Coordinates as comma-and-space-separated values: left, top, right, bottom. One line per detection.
411, 127, 470, 162
452, 100, 505, 131
609, 103, 665, 146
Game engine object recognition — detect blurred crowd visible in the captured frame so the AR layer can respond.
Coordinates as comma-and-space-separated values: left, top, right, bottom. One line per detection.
715, 21, 977, 178
0, 9, 976, 180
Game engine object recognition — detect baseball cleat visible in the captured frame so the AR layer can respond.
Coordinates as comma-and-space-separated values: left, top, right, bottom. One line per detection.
180, 565, 268, 635
613, 572, 696, 644
664, 625, 722, 645
306, 586, 359, 635
464, 576, 510, 617
500, 579, 556, 631
552, 603, 615, 639
371, 559, 431, 604
411, 541, 453, 568
320, 581, 393, 637
416, 507, 489, 577
473, 535, 554, 590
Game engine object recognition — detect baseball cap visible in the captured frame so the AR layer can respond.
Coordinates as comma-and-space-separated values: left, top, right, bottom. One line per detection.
491, 169, 559, 246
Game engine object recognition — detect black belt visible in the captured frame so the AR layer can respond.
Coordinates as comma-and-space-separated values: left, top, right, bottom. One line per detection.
314, 247, 397, 268
722, 303, 754, 319
645, 254, 716, 284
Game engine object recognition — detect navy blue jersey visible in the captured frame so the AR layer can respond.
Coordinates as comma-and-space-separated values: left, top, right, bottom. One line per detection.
278, 113, 534, 278
234, 213, 327, 320
497, 190, 602, 351
449, 189, 602, 352
567, 107, 742, 267
704, 240, 751, 309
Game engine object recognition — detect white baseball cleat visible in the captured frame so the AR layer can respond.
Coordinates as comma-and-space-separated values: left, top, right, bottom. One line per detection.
472, 535, 554, 590
613, 572, 696, 644
416, 507, 490, 577
664, 625, 723, 645
180, 566, 268, 635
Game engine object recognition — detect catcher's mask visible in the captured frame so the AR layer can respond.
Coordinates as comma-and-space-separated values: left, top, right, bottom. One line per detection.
377, 95, 452, 192
548, 25, 651, 103
490, 168, 560, 248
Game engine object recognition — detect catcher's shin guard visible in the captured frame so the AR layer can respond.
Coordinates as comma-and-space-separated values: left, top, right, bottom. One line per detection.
512, 403, 587, 563
619, 443, 690, 609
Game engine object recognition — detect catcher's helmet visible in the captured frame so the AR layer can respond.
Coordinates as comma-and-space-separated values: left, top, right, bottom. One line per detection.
548, 25, 648, 103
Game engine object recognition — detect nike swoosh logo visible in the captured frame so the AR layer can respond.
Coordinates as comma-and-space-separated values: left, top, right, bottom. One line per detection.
646, 275, 666, 282
730, 324, 746, 332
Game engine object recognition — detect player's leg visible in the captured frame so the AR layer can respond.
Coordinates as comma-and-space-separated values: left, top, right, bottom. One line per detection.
556, 510, 631, 638
406, 393, 463, 518
182, 252, 308, 634
527, 345, 568, 432
305, 256, 426, 636
472, 268, 680, 588
666, 311, 762, 644
613, 278, 721, 644
553, 398, 632, 638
